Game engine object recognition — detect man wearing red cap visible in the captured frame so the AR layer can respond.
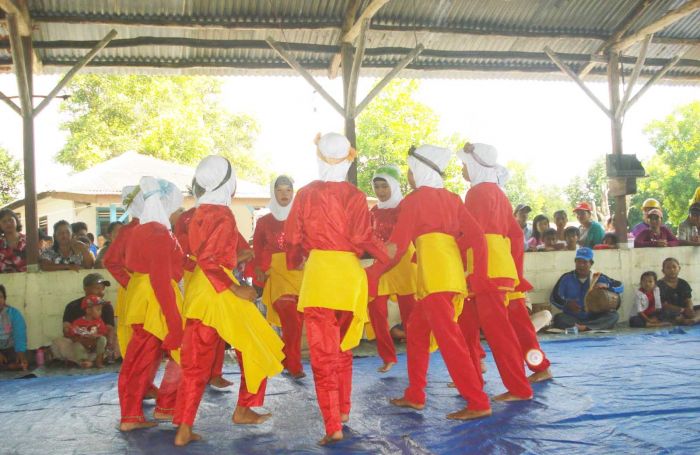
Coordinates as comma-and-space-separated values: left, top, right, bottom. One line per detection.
573, 202, 605, 248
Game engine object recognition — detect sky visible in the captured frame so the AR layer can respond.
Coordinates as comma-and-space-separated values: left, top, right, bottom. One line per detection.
0, 73, 698, 193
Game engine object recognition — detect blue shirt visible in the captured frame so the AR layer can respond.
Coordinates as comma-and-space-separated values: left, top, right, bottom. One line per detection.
0, 306, 27, 353
550, 271, 623, 320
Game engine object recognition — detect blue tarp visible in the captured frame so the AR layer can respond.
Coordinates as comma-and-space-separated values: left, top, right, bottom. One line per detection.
1, 327, 699, 454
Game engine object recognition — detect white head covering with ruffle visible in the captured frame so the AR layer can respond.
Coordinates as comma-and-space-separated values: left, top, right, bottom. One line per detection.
373, 165, 403, 209
121, 185, 145, 219
316, 132, 355, 182
457, 142, 511, 188
194, 155, 237, 207
138, 176, 183, 228
268, 175, 294, 221
408, 145, 451, 189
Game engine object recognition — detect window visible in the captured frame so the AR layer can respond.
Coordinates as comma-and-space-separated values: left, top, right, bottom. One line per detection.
39, 216, 48, 235
96, 206, 127, 236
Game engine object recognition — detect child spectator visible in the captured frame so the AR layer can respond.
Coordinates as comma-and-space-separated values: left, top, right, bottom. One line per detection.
658, 257, 700, 325
69, 295, 109, 368
527, 214, 550, 251
553, 210, 568, 243
594, 233, 619, 250
564, 226, 580, 251
634, 209, 679, 248
0, 284, 28, 370
540, 228, 558, 251
629, 272, 670, 328
677, 203, 700, 246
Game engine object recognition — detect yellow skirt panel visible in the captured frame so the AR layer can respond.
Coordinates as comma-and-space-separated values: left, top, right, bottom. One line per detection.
415, 233, 467, 305
183, 266, 284, 393
378, 244, 417, 297
298, 250, 368, 352
262, 252, 304, 327
465, 234, 518, 289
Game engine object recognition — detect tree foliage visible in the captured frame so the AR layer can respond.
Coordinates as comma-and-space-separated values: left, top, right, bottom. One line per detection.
630, 101, 700, 228
356, 79, 467, 195
0, 147, 22, 205
503, 160, 569, 217
563, 156, 610, 221
58, 75, 268, 182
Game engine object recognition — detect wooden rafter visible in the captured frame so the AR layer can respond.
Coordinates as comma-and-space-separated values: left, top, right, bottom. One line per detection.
328, 0, 362, 80
0, 88, 20, 114
345, 19, 369, 118
0, 0, 30, 36
625, 53, 683, 111
616, 34, 652, 118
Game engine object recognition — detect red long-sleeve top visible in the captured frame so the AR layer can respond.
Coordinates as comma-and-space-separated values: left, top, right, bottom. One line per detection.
103, 218, 139, 288
174, 207, 196, 272
284, 181, 389, 269
370, 206, 400, 242
188, 204, 240, 293
253, 213, 286, 272
464, 182, 531, 292
124, 222, 184, 339
387, 186, 491, 293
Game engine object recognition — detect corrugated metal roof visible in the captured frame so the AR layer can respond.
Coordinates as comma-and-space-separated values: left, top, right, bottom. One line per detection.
0, 0, 698, 82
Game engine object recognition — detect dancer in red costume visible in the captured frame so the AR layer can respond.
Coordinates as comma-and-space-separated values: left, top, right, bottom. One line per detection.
367, 165, 416, 373
456, 143, 543, 400
117, 177, 184, 431
285, 133, 389, 445
173, 156, 284, 447
382, 145, 492, 421
254, 175, 306, 379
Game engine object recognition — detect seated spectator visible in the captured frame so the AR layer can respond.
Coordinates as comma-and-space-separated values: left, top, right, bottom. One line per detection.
574, 202, 605, 248
553, 210, 568, 244
39, 220, 95, 271
630, 198, 661, 238
525, 297, 553, 332
527, 214, 550, 251
514, 204, 533, 247
70, 221, 89, 239
86, 233, 98, 257
605, 215, 615, 233
69, 295, 109, 368
50, 273, 117, 364
594, 233, 619, 250
549, 247, 623, 331
677, 202, 700, 246
0, 209, 26, 273
658, 257, 700, 325
629, 271, 671, 328
564, 226, 580, 251
38, 230, 53, 253
0, 285, 27, 370
540, 228, 558, 251
634, 209, 679, 248
95, 221, 124, 268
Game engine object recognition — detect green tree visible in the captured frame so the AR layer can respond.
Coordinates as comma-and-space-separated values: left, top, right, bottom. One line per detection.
0, 147, 22, 205
563, 156, 608, 216
58, 75, 269, 183
503, 160, 568, 217
356, 79, 466, 195
631, 101, 700, 228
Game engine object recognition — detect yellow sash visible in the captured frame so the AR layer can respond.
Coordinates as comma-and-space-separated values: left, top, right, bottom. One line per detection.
183, 266, 284, 393
378, 244, 417, 298
298, 250, 368, 352
415, 233, 467, 308
262, 252, 304, 327
123, 272, 183, 363
465, 234, 519, 291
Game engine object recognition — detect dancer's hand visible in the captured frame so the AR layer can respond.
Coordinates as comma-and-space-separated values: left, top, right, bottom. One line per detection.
233, 284, 257, 302
385, 242, 397, 260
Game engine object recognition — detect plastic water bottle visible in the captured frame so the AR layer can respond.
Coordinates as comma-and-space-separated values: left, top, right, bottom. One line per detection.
564, 326, 579, 335
35, 348, 45, 366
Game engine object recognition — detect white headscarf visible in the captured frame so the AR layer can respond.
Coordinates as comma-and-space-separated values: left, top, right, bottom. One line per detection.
408, 145, 451, 189
268, 175, 294, 221
373, 165, 403, 209
193, 155, 237, 207
121, 185, 145, 219
457, 143, 511, 188
138, 176, 183, 228
315, 132, 356, 182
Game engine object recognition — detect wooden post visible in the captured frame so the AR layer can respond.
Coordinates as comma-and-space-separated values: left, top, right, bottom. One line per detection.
342, 42, 358, 185
607, 51, 628, 245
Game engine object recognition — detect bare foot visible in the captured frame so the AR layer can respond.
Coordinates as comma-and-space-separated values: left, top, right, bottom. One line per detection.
174, 424, 202, 447
318, 431, 343, 446
119, 420, 158, 432
480, 359, 487, 373
377, 362, 396, 373
340, 413, 349, 423
79, 360, 93, 369
209, 376, 234, 388
528, 369, 553, 383
153, 410, 174, 422
232, 406, 272, 425
389, 397, 425, 410
493, 392, 532, 402
447, 382, 456, 388
290, 371, 306, 379
446, 407, 492, 421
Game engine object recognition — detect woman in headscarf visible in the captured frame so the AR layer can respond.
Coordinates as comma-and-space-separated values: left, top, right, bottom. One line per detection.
118, 177, 185, 431
284, 133, 390, 445
458, 142, 550, 397
173, 155, 284, 447
383, 145, 492, 422
366, 165, 416, 373
253, 175, 305, 379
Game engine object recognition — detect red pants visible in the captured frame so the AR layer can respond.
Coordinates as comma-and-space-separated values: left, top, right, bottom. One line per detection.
368, 294, 415, 364
460, 294, 533, 398
273, 296, 304, 375
304, 308, 353, 435
119, 324, 173, 423
210, 336, 226, 379
404, 293, 489, 411
155, 359, 181, 416
508, 298, 551, 373
144, 351, 163, 398
173, 320, 266, 426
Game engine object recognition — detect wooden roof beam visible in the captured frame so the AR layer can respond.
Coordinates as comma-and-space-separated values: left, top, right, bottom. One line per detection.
328, 0, 362, 80
0, 0, 30, 36
613, 0, 700, 52
625, 53, 683, 111
0, 88, 20, 114
616, 34, 652, 118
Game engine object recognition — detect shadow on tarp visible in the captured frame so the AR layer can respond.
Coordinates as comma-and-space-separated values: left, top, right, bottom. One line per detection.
1, 326, 699, 455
